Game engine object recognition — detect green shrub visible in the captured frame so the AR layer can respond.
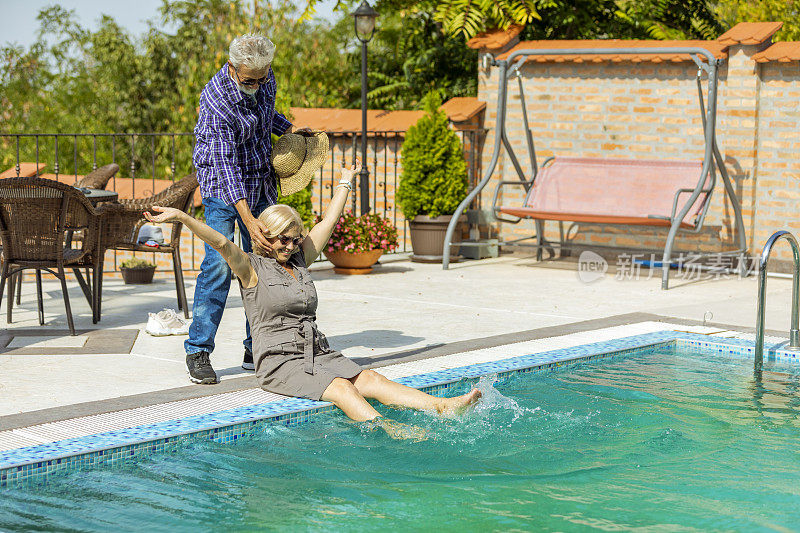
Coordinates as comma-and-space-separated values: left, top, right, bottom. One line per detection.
120, 258, 155, 269
280, 182, 315, 227
397, 91, 468, 219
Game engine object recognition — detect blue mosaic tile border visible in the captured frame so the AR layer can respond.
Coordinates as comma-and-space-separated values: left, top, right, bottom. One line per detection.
674, 335, 800, 362
1, 330, 792, 488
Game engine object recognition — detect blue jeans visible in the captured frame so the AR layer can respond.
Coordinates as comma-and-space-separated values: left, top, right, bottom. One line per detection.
185, 196, 268, 356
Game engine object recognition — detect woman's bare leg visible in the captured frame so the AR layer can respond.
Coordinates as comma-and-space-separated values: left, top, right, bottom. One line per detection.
320, 377, 425, 439
321, 377, 381, 421
350, 370, 481, 415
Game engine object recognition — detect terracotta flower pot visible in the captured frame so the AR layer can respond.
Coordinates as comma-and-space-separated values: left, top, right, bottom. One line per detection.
323, 249, 384, 275
120, 265, 156, 284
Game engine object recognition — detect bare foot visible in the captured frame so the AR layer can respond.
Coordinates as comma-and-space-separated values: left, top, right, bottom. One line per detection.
377, 418, 428, 441
436, 389, 482, 416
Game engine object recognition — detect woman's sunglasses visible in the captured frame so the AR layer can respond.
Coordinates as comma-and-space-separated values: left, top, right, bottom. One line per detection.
275, 234, 304, 247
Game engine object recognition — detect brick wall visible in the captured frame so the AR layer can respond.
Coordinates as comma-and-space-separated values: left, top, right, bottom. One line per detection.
752, 61, 800, 262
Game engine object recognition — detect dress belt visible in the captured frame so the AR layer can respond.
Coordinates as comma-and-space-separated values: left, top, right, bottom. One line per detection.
301, 320, 315, 375
282, 317, 316, 375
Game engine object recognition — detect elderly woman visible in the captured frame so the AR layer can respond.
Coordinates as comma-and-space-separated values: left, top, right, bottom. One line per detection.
145, 162, 480, 425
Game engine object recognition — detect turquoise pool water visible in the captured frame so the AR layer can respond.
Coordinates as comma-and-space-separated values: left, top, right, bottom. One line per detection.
3, 347, 800, 531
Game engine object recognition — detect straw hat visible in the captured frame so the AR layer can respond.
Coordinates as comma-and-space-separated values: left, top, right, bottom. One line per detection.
272, 131, 329, 196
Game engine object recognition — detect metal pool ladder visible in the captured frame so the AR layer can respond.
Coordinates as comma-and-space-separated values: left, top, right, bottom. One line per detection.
755, 230, 800, 369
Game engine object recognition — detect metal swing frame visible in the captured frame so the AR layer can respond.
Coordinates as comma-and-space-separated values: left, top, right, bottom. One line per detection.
442, 46, 748, 290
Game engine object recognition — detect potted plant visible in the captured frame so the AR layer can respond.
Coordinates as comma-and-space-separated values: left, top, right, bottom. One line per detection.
320, 212, 399, 274
397, 90, 468, 263
119, 258, 157, 284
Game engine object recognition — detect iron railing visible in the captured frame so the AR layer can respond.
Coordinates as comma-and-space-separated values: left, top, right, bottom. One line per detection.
1, 129, 487, 271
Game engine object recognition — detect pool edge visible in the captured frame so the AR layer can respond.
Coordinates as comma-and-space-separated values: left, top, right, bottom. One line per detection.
2, 330, 796, 488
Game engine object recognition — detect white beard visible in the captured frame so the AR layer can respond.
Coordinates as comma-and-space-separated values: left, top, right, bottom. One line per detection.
229, 71, 258, 96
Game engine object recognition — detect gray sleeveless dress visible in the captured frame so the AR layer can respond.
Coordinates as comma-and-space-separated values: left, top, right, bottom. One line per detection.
239, 250, 363, 400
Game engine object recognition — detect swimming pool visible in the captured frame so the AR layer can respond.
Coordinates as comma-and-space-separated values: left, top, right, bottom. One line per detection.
2, 339, 800, 530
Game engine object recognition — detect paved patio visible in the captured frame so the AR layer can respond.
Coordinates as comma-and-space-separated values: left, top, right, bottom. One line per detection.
0, 252, 794, 420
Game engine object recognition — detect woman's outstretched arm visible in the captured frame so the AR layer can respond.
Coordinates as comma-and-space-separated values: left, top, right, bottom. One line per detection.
144, 206, 258, 287
302, 161, 360, 264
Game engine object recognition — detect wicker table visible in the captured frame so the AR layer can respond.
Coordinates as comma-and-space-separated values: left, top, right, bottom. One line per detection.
68, 188, 119, 305
75, 187, 119, 205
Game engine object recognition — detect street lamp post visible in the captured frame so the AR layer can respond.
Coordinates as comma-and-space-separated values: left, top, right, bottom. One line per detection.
351, 0, 378, 215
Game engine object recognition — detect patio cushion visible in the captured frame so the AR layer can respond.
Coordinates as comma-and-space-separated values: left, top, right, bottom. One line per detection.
497, 157, 707, 228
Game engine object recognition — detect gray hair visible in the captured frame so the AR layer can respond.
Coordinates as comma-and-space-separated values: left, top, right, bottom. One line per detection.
229, 34, 275, 70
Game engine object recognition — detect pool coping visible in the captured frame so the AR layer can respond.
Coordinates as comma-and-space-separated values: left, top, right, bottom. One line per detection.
1, 311, 784, 431
2, 326, 797, 488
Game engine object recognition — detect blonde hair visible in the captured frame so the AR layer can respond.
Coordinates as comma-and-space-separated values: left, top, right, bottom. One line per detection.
253, 204, 306, 256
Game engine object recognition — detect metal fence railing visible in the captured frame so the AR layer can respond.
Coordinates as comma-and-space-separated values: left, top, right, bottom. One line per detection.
0, 129, 487, 271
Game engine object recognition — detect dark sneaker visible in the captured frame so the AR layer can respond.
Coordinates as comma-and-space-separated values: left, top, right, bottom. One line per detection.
242, 347, 255, 371
186, 351, 218, 384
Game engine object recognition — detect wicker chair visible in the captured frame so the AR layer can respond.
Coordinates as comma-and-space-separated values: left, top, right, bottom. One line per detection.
68, 163, 120, 285
0, 247, 22, 307
0, 178, 110, 335
0, 163, 116, 309
99, 173, 198, 319
76, 163, 120, 190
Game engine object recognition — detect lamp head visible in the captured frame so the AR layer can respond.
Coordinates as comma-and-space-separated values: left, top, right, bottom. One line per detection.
351, 0, 378, 43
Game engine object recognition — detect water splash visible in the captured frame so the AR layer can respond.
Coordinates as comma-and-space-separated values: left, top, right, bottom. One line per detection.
471, 373, 541, 423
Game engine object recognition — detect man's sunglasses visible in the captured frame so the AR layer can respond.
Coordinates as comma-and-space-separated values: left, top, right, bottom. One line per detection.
229, 62, 268, 87
275, 234, 304, 247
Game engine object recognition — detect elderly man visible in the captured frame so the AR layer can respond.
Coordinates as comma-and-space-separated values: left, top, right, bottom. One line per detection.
186, 34, 298, 384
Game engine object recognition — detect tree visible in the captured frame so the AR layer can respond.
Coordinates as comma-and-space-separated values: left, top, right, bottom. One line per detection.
303, 0, 722, 41
303, 0, 539, 40
616, 0, 723, 40
714, 0, 800, 41
298, 0, 724, 112
1, 1, 351, 197
356, 9, 478, 110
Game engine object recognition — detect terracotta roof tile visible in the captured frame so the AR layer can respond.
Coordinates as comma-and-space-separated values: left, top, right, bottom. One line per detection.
0, 163, 46, 178
752, 41, 800, 63
717, 22, 783, 45
467, 25, 524, 51
37, 174, 203, 207
0, 167, 202, 206
289, 98, 487, 134
496, 40, 728, 63
439, 97, 486, 122
289, 108, 423, 134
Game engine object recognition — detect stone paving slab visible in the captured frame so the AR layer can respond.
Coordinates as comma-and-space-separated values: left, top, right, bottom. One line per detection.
0, 329, 139, 355
0, 254, 794, 417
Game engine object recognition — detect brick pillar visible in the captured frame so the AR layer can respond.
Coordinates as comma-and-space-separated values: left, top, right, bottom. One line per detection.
716, 41, 772, 255
751, 59, 800, 268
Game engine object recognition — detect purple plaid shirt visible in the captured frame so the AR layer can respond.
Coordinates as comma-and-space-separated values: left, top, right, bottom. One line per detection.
193, 65, 292, 207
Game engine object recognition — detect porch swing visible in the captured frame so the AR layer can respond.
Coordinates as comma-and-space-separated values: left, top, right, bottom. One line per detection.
442, 45, 748, 289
